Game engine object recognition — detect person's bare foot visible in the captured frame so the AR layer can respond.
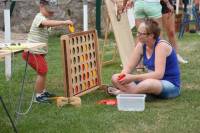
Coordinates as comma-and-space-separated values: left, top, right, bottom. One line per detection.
107, 86, 125, 96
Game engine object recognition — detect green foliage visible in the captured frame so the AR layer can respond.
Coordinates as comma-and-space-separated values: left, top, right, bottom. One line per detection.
0, 33, 200, 133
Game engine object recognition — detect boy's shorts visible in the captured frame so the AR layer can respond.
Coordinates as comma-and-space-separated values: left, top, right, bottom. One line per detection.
158, 80, 180, 99
22, 52, 48, 75
134, 0, 162, 19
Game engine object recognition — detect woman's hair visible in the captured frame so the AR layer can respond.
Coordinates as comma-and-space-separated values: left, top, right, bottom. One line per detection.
144, 19, 161, 39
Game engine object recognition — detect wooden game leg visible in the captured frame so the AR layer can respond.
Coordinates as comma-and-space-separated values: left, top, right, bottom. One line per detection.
56, 97, 69, 107
101, 13, 118, 66
68, 96, 81, 107
100, 15, 110, 66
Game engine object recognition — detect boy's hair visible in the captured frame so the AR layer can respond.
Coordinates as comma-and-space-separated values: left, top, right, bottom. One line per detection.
39, 0, 58, 12
40, 0, 48, 5
40, 0, 58, 6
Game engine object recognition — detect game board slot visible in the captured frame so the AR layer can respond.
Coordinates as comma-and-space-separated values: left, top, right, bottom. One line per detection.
80, 36, 83, 43
88, 34, 90, 41
83, 73, 86, 80
82, 64, 85, 71
84, 35, 87, 42
79, 74, 82, 82
88, 81, 90, 88
77, 46, 79, 54
81, 55, 84, 62
73, 57, 76, 64
89, 71, 92, 78
89, 52, 92, 59
72, 38, 75, 45
72, 47, 75, 54
91, 33, 94, 40
85, 63, 89, 70
75, 85, 79, 93
78, 65, 81, 72
90, 61, 93, 68
83, 82, 86, 90
93, 52, 96, 58
88, 43, 91, 50
85, 54, 88, 61
95, 78, 98, 85
87, 72, 89, 79
77, 56, 80, 63
81, 45, 83, 52
93, 69, 97, 77
76, 37, 79, 44
93, 61, 96, 67
80, 84, 82, 91
92, 79, 95, 87
92, 43, 95, 49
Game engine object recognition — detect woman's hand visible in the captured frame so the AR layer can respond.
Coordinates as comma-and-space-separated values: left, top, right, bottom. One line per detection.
166, 2, 174, 13
121, 0, 133, 12
118, 73, 134, 85
126, 0, 134, 9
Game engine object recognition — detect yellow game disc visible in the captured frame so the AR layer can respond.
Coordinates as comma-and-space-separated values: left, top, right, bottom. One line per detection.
68, 25, 75, 33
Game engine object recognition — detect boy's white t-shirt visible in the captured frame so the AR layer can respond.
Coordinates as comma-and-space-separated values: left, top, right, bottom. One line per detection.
28, 13, 49, 54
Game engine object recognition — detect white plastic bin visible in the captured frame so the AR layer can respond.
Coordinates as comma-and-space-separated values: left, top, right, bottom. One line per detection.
116, 94, 146, 111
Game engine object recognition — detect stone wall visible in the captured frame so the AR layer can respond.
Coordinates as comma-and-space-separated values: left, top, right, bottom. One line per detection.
0, 0, 106, 34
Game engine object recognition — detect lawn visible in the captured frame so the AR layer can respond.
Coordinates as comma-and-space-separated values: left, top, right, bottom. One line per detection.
0, 33, 200, 133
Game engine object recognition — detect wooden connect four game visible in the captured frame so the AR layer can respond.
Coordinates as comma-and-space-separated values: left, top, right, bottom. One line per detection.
61, 30, 101, 97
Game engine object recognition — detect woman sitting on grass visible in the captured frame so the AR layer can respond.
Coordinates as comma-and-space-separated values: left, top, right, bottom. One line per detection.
109, 19, 181, 99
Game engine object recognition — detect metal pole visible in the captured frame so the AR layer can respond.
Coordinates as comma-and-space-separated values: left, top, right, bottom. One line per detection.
96, 0, 102, 37
4, 9, 12, 81
0, 96, 18, 133
83, 0, 88, 31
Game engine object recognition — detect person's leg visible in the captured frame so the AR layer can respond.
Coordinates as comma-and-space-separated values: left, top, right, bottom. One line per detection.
112, 74, 162, 95
35, 74, 46, 93
124, 79, 162, 95
162, 12, 178, 51
153, 17, 162, 33
111, 74, 137, 92
134, 1, 146, 46
145, 2, 163, 36
22, 52, 48, 94
158, 80, 180, 99
112, 73, 180, 98
162, 12, 188, 63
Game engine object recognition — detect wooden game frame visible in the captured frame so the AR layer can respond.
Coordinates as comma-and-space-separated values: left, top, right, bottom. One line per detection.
61, 30, 101, 97
104, 0, 134, 67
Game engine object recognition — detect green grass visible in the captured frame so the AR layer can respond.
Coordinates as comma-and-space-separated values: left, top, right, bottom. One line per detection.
0, 33, 200, 133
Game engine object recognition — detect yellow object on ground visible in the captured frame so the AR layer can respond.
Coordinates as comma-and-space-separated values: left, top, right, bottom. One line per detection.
50, 96, 81, 107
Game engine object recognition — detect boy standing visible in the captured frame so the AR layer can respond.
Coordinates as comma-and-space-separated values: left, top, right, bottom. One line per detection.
22, 0, 73, 103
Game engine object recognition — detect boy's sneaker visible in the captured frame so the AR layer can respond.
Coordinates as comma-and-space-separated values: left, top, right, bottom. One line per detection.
43, 91, 56, 97
35, 93, 50, 103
